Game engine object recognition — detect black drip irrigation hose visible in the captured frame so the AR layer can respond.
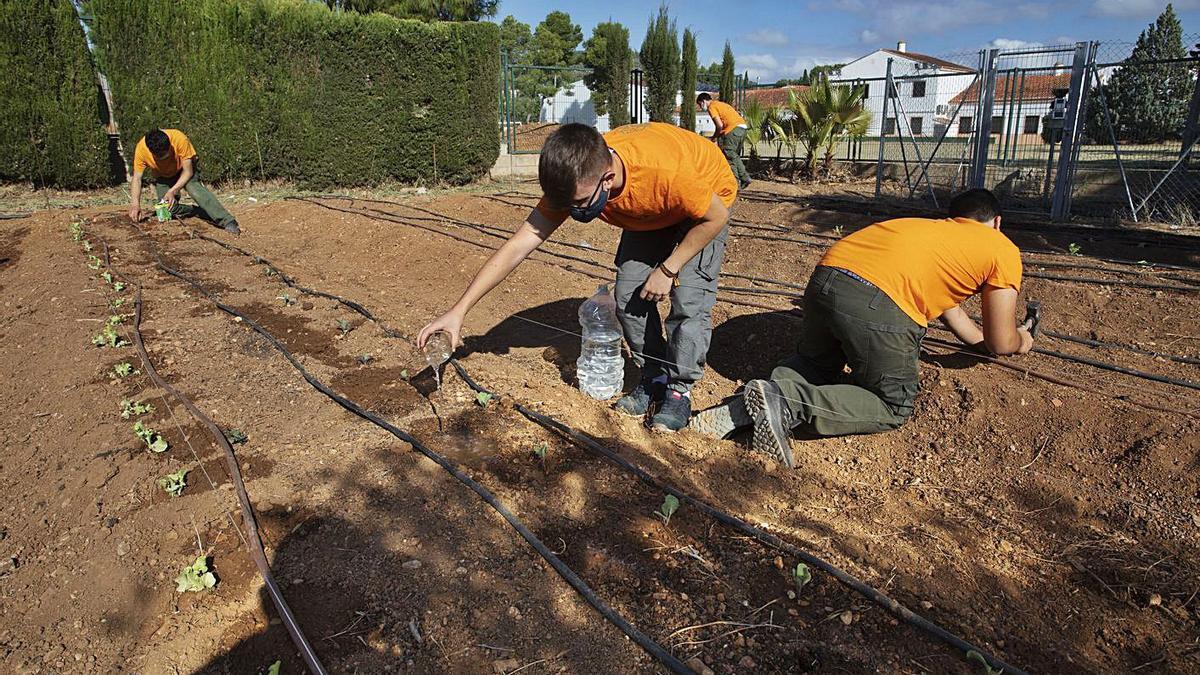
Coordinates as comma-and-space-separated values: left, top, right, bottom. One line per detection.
0, 212, 32, 220
122, 223, 694, 675
448, 361, 1030, 675
1040, 331, 1200, 367
89, 232, 328, 674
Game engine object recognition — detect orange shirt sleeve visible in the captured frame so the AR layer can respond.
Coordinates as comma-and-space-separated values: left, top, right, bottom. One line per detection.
985, 239, 1023, 292
172, 132, 197, 161
132, 139, 150, 174
534, 196, 570, 225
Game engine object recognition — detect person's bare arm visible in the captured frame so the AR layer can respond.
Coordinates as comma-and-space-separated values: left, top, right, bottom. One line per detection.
980, 286, 1033, 355
128, 171, 145, 222
163, 158, 194, 206
939, 305, 984, 349
639, 194, 729, 302
418, 208, 563, 348
710, 110, 725, 140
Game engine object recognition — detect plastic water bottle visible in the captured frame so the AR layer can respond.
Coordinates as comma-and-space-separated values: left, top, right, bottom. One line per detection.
423, 331, 452, 389
577, 285, 624, 400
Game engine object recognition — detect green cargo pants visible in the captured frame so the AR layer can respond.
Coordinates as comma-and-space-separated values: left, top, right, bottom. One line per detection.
149, 170, 236, 228
771, 266, 925, 436
717, 126, 750, 186
613, 221, 729, 393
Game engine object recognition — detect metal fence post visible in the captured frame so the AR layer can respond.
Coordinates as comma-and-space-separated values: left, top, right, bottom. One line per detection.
1050, 42, 1091, 221
874, 58, 894, 198
969, 49, 999, 188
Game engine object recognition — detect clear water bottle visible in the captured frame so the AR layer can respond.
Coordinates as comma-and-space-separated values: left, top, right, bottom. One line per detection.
577, 285, 624, 400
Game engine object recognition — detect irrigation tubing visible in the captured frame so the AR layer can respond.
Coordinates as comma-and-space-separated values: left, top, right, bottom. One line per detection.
448, 361, 1030, 675
90, 231, 328, 674
122, 223, 694, 675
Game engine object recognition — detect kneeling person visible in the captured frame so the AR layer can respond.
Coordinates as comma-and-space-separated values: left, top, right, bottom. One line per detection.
418, 122, 737, 431
691, 189, 1034, 465
127, 128, 240, 234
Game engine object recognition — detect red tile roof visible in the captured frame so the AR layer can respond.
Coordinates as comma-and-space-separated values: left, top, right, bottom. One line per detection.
950, 72, 1072, 105
880, 49, 974, 73
743, 85, 810, 108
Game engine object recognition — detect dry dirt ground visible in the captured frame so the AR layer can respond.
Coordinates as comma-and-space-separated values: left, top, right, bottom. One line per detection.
1, 177, 1198, 674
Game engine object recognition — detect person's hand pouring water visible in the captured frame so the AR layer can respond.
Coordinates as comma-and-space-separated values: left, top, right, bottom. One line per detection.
418, 311, 465, 351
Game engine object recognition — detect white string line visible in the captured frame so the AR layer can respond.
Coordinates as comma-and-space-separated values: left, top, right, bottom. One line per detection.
94, 229, 251, 552
506, 313, 852, 418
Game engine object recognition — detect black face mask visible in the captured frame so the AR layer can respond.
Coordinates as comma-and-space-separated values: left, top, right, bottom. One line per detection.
569, 174, 610, 223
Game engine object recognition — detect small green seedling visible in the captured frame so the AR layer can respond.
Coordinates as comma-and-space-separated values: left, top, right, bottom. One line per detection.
110, 298, 126, 309
69, 222, 84, 241
224, 428, 248, 445
107, 314, 126, 327
357, 353, 374, 365
475, 392, 493, 407
133, 420, 169, 453
120, 398, 155, 419
87, 255, 103, 270
656, 494, 680, 526
400, 369, 410, 381
966, 650, 1003, 675
157, 469, 188, 497
112, 281, 126, 293
100, 271, 113, 284
277, 293, 295, 306
264, 266, 279, 278
336, 319, 352, 336
533, 443, 548, 460
81, 239, 93, 252
259, 660, 282, 675
175, 555, 217, 593
92, 324, 128, 349
833, 225, 844, 237
793, 562, 812, 595
1067, 242, 1082, 256
111, 362, 138, 378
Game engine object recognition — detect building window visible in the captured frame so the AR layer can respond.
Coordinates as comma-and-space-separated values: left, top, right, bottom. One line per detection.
884, 117, 897, 135
910, 117, 924, 135
990, 116, 1004, 134
959, 116, 973, 134
912, 80, 926, 98
1024, 115, 1040, 134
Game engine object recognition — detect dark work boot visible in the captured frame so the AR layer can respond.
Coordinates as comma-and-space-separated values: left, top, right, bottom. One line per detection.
743, 379, 795, 468
650, 389, 692, 432
222, 220, 241, 235
615, 378, 665, 417
688, 396, 753, 439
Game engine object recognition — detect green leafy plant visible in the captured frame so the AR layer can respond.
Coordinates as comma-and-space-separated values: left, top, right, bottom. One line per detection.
264, 266, 279, 278
69, 221, 84, 241
475, 391, 493, 407
1067, 242, 1082, 256
656, 494, 680, 526
110, 298, 126, 309
120, 398, 154, 419
92, 324, 128, 349
107, 314, 126, 327
81, 239, 93, 252
224, 428, 248, 445
533, 443, 547, 460
793, 562, 812, 595
258, 661, 281, 675
400, 369, 410, 381
175, 555, 217, 593
111, 362, 138, 378
100, 271, 113, 284
833, 225, 844, 237
112, 281, 126, 293
133, 420, 168, 453
336, 319, 352, 336
277, 293, 295, 306
157, 469, 188, 497
87, 255, 103, 270
966, 650, 1003, 675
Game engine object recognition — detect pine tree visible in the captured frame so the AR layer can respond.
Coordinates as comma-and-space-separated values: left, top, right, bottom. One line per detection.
680, 28, 698, 131
582, 22, 631, 126
639, 5, 680, 123
1096, 4, 1191, 143
719, 42, 735, 104
530, 11, 583, 101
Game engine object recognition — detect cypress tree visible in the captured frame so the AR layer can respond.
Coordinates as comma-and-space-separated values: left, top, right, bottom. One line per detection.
639, 5, 680, 123
680, 28, 698, 131
719, 42, 736, 104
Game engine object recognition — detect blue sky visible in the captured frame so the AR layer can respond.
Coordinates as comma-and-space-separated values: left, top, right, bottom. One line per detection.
496, 1, 1200, 82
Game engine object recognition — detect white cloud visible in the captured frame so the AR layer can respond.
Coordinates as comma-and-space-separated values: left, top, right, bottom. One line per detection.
737, 52, 858, 83
989, 38, 1038, 50
860, 29, 880, 44
815, 0, 1055, 42
745, 29, 789, 47
1092, 0, 1198, 17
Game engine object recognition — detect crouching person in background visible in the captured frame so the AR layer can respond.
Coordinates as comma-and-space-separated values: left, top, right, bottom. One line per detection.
127, 128, 240, 235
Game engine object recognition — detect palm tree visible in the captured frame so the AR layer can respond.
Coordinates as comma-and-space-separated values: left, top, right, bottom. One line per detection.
741, 97, 788, 171
787, 75, 870, 178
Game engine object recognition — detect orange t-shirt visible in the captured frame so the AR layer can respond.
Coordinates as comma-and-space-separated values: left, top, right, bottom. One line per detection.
132, 129, 197, 177
536, 122, 737, 232
819, 217, 1023, 326
708, 100, 747, 136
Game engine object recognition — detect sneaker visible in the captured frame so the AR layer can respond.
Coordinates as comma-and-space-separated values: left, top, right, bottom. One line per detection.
688, 396, 753, 439
615, 379, 664, 417
650, 389, 692, 432
739, 179, 752, 190
743, 380, 795, 468
223, 220, 241, 235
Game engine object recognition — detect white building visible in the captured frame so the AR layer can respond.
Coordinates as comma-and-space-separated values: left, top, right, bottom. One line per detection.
540, 81, 714, 134
833, 41, 976, 137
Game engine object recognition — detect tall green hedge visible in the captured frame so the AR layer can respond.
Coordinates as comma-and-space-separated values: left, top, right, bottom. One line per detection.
0, 0, 112, 188
88, 0, 499, 187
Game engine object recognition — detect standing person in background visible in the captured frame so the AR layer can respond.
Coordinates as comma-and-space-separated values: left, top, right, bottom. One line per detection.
697, 93, 751, 190
418, 122, 738, 431
127, 128, 240, 235
690, 189, 1035, 467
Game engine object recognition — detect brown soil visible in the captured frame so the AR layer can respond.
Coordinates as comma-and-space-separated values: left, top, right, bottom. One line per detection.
1, 180, 1198, 675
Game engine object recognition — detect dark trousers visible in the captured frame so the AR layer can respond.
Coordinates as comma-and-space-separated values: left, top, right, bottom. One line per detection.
149, 169, 236, 227
772, 266, 925, 436
613, 223, 728, 392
